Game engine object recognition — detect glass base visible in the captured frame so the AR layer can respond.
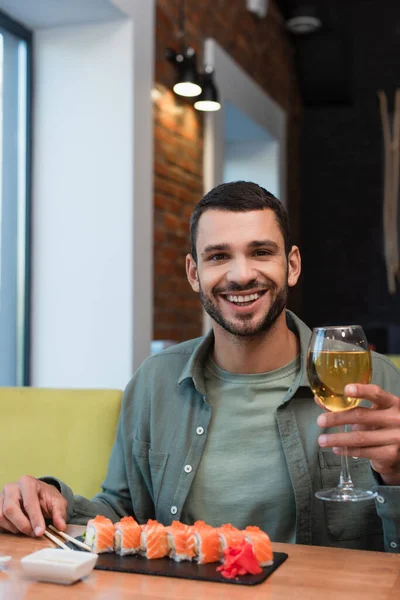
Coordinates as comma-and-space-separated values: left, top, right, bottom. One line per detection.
315, 487, 378, 502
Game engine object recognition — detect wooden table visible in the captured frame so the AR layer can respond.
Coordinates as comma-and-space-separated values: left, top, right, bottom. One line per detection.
1, 525, 399, 600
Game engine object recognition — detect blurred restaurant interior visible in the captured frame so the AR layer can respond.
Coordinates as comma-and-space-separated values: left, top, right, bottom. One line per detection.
1, 0, 400, 390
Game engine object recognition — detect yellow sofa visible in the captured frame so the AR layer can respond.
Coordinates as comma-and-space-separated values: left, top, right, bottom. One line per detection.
387, 355, 400, 370
0, 387, 122, 499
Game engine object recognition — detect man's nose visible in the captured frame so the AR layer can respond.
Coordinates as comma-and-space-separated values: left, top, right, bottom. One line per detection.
226, 258, 257, 285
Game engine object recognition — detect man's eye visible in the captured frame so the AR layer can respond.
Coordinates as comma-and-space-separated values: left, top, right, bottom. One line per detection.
253, 249, 272, 257
209, 253, 227, 261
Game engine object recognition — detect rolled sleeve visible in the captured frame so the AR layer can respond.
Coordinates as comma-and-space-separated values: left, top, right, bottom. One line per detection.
39, 475, 124, 524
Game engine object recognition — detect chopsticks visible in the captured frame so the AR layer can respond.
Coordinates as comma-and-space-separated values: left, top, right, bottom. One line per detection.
44, 525, 92, 552
43, 529, 70, 550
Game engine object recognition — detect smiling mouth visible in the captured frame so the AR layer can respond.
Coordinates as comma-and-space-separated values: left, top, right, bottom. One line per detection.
223, 290, 267, 307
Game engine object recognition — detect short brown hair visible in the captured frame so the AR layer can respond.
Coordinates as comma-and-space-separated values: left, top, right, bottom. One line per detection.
190, 181, 291, 262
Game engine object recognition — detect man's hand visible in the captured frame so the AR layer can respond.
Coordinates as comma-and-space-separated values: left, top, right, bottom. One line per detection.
316, 384, 400, 486
0, 476, 67, 536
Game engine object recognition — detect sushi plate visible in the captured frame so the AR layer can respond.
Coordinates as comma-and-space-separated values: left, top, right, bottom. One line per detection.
67, 538, 288, 586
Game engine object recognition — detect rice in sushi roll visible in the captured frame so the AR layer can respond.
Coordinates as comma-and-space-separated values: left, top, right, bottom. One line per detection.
193, 520, 221, 564
165, 520, 196, 562
217, 523, 245, 552
114, 516, 141, 556
85, 515, 114, 553
140, 519, 169, 559
243, 526, 273, 566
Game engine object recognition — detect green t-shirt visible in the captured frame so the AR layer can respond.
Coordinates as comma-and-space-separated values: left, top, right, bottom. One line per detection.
181, 355, 300, 543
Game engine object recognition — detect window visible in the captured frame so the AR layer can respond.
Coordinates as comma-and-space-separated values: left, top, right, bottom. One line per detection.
0, 11, 31, 385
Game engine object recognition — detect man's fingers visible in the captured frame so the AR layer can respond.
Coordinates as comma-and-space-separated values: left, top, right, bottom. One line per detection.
333, 444, 400, 464
0, 515, 20, 534
318, 428, 400, 449
36, 481, 67, 531
51, 502, 67, 531
0, 478, 66, 538
317, 406, 399, 429
0, 496, 19, 534
351, 424, 370, 432
2, 484, 33, 536
19, 476, 46, 536
344, 384, 398, 408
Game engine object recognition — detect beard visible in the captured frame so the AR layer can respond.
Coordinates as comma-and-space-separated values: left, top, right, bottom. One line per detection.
199, 278, 289, 338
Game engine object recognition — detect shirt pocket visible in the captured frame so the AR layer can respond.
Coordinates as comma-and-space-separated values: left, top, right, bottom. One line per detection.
318, 451, 382, 541
132, 438, 169, 513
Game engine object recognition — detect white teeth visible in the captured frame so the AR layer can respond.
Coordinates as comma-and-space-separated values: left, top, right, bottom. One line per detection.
226, 293, 260, 304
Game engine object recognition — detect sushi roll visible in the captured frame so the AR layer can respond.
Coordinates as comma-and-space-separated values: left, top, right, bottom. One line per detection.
243, 526, 273, 566
85, 515, 114, 553
140, 519, 169, 559
165, 521, 196, 562
193, 521, 221, 564
114, 516, 141, 556
217, 523, 245, 552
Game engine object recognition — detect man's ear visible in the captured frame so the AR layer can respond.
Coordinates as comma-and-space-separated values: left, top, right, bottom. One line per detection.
186, 254, 200, 292
287, 246, 301, 288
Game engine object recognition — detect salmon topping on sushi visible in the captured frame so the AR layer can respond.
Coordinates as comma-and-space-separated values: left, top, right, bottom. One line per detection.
83, 515, 273, 570
140, 519, 169, 559
114, 516, 141, 556
243, 526, 273, 566
85, 515, 114, 554
193, 521, 221, 564
165, 520, 196, 562
217, 523, 246, 552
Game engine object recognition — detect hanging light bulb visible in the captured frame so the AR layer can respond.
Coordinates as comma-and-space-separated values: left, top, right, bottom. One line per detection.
165, 1, 202, 98
194, 66, 221, 112
286, 4, 322, 34
172, 47, 202, 98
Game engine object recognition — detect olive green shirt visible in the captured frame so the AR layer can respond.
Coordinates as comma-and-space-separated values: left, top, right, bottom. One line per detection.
45, 311, 400, 553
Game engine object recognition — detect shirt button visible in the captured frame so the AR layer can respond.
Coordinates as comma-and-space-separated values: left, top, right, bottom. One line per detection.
390, 541, 397, 549
196, 427, 204, 435
170, 506, 178, 515
184, 464, 192, 473
376, 495, 385, 504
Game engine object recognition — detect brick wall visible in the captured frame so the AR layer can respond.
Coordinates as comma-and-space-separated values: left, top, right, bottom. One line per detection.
153, 0, 302, 342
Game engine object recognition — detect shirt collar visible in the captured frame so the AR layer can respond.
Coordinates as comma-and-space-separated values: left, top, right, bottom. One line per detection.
285, 310, 312, 387
177, 310, 312, 396
177, 329, 215, 395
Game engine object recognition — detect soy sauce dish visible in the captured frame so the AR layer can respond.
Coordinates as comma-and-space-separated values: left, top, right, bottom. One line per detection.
21, 548, 98, 585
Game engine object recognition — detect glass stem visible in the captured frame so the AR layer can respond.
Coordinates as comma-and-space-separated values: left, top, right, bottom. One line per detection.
338, 424, 354, 489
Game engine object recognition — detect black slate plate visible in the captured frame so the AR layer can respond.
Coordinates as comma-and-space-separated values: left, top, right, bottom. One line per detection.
67, 537, 288, 586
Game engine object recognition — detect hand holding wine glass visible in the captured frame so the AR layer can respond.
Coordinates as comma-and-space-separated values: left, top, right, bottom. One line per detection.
316, 383, 400, 487
307, 325, 377, 501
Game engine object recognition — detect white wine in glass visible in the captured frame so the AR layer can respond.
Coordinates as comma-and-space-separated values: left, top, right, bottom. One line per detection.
307, 325, 378, 502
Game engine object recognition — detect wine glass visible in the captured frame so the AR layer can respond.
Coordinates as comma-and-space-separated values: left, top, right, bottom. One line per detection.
307, 325, 378, 502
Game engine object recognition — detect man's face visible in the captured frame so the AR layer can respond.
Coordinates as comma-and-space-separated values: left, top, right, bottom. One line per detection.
186, 209, 301, 338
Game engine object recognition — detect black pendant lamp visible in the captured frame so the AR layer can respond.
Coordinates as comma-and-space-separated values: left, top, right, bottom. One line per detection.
194, 66, 221, 112
166, 0, 202, 98
166, 46, 202, 98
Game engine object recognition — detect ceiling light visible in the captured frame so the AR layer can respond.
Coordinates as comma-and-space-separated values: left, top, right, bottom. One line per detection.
173, 81, 202, 98
286, 15, 321, 34
194, 67, 221, 112
286, 5, 322, 34
166, 47, 202, 98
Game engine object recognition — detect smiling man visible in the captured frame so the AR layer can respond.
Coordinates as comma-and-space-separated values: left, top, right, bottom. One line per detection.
186, 188, 300, 373
1, 181, 400, 554
192, 210, 294, 339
